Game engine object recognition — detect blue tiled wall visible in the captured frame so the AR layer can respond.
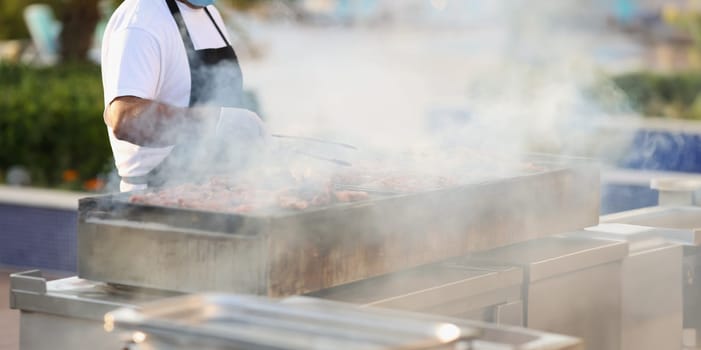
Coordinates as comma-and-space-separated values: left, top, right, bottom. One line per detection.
0, 203, 77, 272
601, 184, 658, 215
621, 130, 701, 173
600, 129, 701, 215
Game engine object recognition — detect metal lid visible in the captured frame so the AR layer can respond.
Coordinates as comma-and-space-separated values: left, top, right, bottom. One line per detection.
459, 236, 628, 282
107, 294, 481, 350
580, 224, 688, 253
651, 178, 701, 192
601, 206, 701, 246
308, 263, 522, 311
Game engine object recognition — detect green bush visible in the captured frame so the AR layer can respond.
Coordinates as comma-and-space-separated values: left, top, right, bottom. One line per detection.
611, 71, 701, 120
0, 63, 112, 190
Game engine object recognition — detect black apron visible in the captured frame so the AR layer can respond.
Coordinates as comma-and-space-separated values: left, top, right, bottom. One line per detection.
122, 0, 243, 187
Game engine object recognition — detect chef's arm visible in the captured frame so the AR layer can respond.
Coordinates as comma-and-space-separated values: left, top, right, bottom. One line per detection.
105, 96, 219, 147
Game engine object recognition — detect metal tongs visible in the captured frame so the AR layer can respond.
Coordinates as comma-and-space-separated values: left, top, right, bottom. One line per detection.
271, 134, 356, 167
332, 184, 402, 195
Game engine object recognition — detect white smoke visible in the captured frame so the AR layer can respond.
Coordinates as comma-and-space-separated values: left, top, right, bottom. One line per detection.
104, 0, 647, 191
241, 0, 640, 161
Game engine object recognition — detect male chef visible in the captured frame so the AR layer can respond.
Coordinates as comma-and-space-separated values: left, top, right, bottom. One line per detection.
101, 0, 266, 191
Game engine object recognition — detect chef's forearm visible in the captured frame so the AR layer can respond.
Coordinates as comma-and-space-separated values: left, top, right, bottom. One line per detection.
106, 96, 218, 146
106, 96, 177, 145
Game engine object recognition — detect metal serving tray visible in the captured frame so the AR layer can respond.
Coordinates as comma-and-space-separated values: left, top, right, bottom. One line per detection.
106, 294, 581, 350
107, 294, 480, 350
78, 163, 599, 296
602, 206, 701, 240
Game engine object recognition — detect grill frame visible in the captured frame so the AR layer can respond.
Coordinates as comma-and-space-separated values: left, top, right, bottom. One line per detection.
77, 163, 600, 296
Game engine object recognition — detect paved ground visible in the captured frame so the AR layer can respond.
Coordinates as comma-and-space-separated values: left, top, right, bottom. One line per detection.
0, 269, 19, 350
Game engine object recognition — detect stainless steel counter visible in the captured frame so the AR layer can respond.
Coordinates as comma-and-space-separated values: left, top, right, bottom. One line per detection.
456, 236, 628, 350
602, 206, 701, 349
11, 272, 583, 350
574, 224, 684, 350
10, 270, 181, 350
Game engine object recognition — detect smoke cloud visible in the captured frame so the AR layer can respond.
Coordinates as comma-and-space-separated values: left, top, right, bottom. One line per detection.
242, 0, 640, 163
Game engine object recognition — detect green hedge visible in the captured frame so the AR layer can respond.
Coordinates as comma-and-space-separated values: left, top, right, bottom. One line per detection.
611, 71, 701, 120
0, 63, 112, 190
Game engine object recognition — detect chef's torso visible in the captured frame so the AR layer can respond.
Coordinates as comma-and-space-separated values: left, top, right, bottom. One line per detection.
101, 0, 234, 181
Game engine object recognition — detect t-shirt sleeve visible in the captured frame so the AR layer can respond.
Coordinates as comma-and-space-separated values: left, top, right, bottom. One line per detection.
102, 27, 161, 104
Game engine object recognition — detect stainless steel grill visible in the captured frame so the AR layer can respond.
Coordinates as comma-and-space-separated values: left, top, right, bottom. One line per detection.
77, 163, 599, 296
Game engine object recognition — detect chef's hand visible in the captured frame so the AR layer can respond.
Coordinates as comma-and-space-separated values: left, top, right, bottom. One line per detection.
215, 107, 269, 145
209, 108, 269, 169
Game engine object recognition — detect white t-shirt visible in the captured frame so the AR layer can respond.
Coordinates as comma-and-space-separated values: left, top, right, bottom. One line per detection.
101, 0, 232, 188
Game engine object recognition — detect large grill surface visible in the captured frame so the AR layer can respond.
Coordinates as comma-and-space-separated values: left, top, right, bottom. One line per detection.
77, 162, 599, 296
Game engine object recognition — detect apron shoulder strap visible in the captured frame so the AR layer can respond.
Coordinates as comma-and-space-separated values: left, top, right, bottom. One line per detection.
166, 0, 231, 49
204, 7, 232, 47
165, 0, 195, 51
